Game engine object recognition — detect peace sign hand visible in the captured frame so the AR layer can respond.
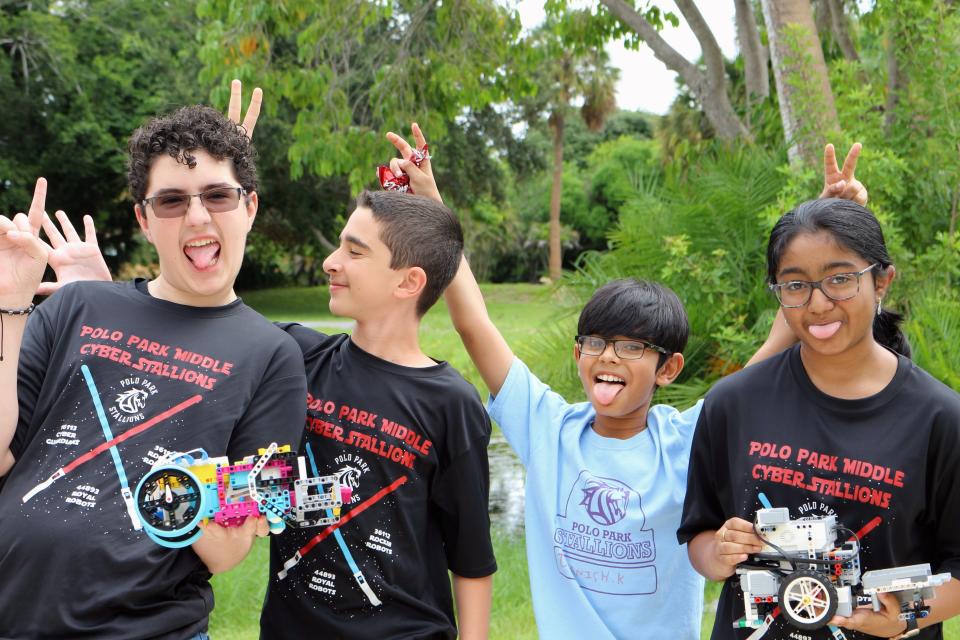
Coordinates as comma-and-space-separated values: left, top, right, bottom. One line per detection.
0, 178, 49, 308
227, 78, 263, 139
37, 210, 112, 296
385, 123, 442, 203
820, 142, 868, 205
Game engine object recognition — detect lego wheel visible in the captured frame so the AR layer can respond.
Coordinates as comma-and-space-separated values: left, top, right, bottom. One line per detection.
778, 569, 838, 630
135, 466, 207, 540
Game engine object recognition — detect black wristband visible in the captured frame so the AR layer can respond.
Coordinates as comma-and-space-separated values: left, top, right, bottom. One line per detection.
0, 303, 35, 316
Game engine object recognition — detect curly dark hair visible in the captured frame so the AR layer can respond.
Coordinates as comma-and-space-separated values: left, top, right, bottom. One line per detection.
127, 104, 257, 204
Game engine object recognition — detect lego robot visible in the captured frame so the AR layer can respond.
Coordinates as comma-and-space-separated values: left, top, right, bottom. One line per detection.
134, 442, 352, 548
735, 507, 951, 631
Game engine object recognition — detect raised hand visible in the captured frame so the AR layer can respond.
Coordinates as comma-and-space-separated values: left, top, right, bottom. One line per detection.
820, 143, 867, 205
38, 210, 112, 295
227, 79, 263, 139
385, 123, 442, 203
0, 178, 49, 308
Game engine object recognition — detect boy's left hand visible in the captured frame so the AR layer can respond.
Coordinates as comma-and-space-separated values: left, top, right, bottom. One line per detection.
820, 142, 867, 205
829, 592, 907, 637
385, 123, 442, 203
37, 211, 111, 295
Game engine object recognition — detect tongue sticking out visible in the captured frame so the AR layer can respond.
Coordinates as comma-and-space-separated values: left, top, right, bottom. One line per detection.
808, 321, 841, 340
184, 242, 221, 270
593, 382, 624, 406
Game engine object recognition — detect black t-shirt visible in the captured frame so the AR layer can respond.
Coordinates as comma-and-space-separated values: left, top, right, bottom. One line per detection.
0, 280, 307, 640
678, 345, 960, 640
261, 327, 497, 640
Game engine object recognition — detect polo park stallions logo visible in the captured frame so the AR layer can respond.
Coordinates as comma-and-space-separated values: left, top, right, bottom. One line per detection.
108, 377, 159, 424
553, 471, 657, 595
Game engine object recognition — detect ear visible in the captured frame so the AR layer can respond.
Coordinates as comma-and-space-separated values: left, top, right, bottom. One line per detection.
573, 343, 581, 363
394, 266, 427, 304
875, 264, 896, 300
134, 203, 153, 243
654, 352, 685, 387
244, 191, 258, 232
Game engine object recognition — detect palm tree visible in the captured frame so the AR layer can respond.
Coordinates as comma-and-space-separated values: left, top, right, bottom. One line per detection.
523, 19, 619, 281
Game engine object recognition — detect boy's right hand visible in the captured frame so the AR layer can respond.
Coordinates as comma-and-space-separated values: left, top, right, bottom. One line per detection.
713, 517, 765, 573
0, 178, 49, 308
385, 123, 442, 203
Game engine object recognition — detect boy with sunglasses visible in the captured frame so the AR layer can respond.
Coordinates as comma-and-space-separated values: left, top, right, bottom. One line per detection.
385, 128, 869, 639
0, 95, 306, 639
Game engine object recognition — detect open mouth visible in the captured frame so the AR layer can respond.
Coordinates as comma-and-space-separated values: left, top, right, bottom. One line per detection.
183, 239, 221, 270
593, 373, 626, 406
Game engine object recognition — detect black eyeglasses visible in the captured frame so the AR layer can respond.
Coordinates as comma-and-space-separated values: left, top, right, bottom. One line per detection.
769, 264, 878, 308
142, 187, 247, 219
575, 335, 670, 360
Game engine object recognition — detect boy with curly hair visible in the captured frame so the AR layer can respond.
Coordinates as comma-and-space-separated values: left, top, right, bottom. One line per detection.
0, 101, 306, 639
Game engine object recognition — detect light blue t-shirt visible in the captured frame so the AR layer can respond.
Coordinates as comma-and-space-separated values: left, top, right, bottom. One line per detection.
488, 358, 704, 640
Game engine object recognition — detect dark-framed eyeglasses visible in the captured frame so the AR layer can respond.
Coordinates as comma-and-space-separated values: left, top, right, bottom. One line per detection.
142, 187, 247, 219
575, 335, 670, 360
769, 263, 878, 308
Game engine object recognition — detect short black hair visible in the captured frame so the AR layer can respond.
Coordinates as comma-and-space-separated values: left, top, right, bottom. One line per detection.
355, 190, 463, 316
577, 279, 689, 365
127, 105, 257, 203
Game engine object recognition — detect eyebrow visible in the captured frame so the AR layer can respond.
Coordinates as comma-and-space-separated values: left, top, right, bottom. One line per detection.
342, 233, 372, 251
778, 260, 859, 278
148, 183, 237, 197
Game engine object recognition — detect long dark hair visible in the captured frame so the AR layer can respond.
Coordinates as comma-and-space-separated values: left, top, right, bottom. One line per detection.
766, 198, 911, 358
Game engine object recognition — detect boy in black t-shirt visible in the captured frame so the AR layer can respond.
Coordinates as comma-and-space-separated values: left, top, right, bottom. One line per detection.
0, 95, 306, 639
261, 190, 496, 640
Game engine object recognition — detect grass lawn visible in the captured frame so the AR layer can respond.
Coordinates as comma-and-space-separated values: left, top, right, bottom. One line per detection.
224, 283, 960, 639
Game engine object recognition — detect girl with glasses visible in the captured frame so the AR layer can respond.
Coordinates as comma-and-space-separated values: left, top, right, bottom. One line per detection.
679, 198, 960, 639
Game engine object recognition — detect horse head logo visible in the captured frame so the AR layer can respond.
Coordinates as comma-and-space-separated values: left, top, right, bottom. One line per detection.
580, 479, 630, 526
115, 388, 149, 414
336, 465, 363, 489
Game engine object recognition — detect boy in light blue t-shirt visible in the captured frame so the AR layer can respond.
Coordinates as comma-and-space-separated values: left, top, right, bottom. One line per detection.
384, 128, 865, 639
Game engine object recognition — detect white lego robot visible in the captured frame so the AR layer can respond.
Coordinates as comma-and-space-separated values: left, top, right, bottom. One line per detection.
735, 507, 951, 632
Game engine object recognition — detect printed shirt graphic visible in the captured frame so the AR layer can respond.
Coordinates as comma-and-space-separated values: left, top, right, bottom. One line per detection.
261, 328, 496, 640
488, 358, 705, 640
678, 345, 960, 640
0, 281, 307, 640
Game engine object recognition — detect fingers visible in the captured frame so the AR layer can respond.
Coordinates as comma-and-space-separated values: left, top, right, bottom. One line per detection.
823, 143, 839, 178
822, 180, 847, 198
412, 122, 427, 149
228, 79, 242, 123
841, 142, 862, 180
28, 177, 47, 237
41, 213, 66, 248
83, 215, 100, 246
242, 87, 263, 137
386, 131, 414, 159
58, 211, 82, 243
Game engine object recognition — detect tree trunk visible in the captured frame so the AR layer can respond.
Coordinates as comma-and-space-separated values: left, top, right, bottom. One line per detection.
761, 0, 840, 166
548, 112, 565, 281
825, 0, 859, 61
599, 0, 752, 141
884, 12, 903, 134
734, 0, 770, 124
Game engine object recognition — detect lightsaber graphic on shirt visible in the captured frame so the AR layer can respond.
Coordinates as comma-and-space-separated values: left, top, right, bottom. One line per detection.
305, 442, 382, 606
278, 474, 408, 580
80, 365, 142, 530
22, 391, 202, 503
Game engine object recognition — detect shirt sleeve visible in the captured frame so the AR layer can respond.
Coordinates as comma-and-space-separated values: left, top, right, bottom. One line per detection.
677, 396, 727, 545
926, 402, 960, 578
430, 434, 498, 578
11, 295, 59, 460
486, 357, 571, 467
226, 337, 307, 459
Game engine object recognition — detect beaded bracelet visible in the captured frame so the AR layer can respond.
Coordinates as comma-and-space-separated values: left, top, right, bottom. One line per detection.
0, 303, 35, 361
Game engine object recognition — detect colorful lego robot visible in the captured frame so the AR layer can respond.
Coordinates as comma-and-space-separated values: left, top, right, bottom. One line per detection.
735, 507, 951, 632
134, 442, 352, 548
